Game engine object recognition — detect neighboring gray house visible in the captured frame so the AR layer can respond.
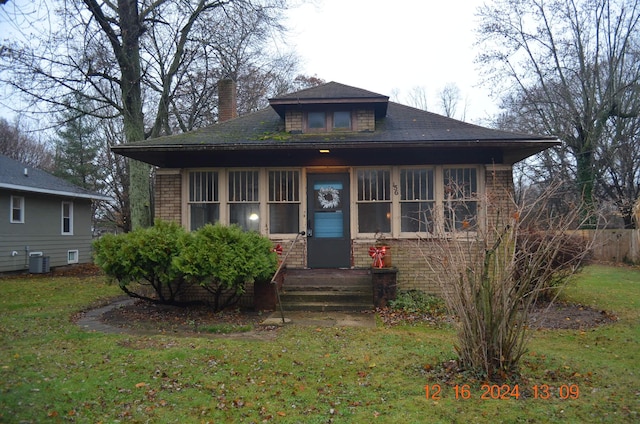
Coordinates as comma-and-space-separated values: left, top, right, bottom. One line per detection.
0, 154, 111, 273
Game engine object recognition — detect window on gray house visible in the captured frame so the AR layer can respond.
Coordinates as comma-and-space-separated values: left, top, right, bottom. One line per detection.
268, 170, 300, 234
189, 171, 219, 231
10, 196, 24, 223
62, 201, 73, 235
357, 169, 391, 233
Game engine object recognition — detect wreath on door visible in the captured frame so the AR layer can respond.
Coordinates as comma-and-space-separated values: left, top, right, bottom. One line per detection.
318, 186, 340, 209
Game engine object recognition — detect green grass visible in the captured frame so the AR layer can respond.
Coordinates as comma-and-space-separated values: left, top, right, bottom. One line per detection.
1, 264, 638, 423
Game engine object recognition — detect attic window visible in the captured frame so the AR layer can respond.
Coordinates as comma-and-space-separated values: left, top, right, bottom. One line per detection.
308, 112, 326, 129
304, 111, 352, 132
333, 111, 351, 129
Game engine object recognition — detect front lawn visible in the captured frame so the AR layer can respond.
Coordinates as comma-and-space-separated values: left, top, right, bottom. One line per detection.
0, 265, 638, 423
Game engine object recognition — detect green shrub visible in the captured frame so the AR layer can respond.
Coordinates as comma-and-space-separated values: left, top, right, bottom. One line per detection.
389, 290, 447, 315
93, 220, 191, 304
174, 224, 278, 311
94, 221, 278, 310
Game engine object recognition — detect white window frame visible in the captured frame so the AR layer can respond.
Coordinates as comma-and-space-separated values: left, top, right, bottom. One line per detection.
67, 250, 79, 264
187, 170, 220, 231
267, 169, 302, 235
61, 201, 73, 235
355, 168, 392, 237
354, 165, 483, 238
10, 195, 24, 223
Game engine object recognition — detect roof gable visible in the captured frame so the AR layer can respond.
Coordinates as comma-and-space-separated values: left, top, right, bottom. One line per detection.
269, 81, 389, 119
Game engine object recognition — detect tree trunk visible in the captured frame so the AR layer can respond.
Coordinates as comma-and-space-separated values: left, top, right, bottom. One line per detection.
118, 0, 151, 228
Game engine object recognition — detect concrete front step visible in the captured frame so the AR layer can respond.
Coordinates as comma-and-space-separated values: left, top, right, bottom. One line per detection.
281, 301, 374, 312
280, 269, 374, 311
280, 290, 372, 304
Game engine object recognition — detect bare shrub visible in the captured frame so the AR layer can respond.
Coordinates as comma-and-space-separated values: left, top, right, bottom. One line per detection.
424, 182, 594, 380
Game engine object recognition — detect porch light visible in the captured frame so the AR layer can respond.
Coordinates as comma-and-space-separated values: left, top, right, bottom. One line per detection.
319, 149, 330, 153
249, 213, 259, 221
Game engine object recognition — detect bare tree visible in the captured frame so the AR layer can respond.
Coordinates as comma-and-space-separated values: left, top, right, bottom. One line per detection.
405, 85, 429, 111
0, 118, 53, 170
438, 83, 461, 119
0, 0, 295, 229
477, 0, 640, 227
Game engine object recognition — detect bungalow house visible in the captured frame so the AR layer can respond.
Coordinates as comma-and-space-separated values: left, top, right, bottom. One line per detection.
112, 81, 558, 309
0, 154, 111, 273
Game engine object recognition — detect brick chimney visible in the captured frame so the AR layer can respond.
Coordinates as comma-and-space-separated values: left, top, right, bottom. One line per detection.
218, 79, 238, 122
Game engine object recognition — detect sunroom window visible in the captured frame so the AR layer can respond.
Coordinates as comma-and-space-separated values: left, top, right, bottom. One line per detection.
188, 171, 219, 230
228, 170, 260, 232
400, 168, 435, 233
357, 169, 391, 233
444, 167, 478, 231
268, 170, 300, 234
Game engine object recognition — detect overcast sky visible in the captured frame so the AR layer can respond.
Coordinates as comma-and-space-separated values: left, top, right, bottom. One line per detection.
283, 0, 498, 123
0, 0, 498, 124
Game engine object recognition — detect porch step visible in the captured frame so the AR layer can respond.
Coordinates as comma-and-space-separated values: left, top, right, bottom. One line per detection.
280, 269, 373, 312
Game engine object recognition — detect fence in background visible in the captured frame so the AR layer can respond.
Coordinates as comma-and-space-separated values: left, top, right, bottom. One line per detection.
572, 229, 640, 264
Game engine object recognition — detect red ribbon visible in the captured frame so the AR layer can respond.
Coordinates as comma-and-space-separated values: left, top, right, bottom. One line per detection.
273, 244, 283, 256
368, 246, 386, 268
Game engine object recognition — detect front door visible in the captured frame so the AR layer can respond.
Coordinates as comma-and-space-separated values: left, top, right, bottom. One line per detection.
307, 173, 351, 268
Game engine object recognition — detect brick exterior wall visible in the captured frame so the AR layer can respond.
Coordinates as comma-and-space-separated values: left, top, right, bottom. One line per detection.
355, 109, 375, 132
285, 110, 303, 133
155, 171, 182, 223
155, 166, 515, 301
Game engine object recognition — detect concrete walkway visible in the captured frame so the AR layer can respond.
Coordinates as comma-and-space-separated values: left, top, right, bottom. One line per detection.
76, 297, 377, 336
76, 297, 136, 334
261, 310, 376, 328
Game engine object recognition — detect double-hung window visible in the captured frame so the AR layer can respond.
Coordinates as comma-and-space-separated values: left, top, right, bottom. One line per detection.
229, 170, 260, 232
268, 170, 300, 234
400, 168, 435, 233
62, 201, 73, 235
188, 171, 219, 230
444, 167, 478, 231
10, 196, 24, 223
356, 169, 391, 233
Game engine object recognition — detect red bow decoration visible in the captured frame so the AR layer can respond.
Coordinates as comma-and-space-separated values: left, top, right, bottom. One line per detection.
369, 246, 386, 268
273, 244, 283, 256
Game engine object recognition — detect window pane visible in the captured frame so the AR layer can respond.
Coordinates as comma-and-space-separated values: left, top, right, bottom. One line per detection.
269, 204, 299, 233
358, 203, 390, 233
401, 202, 435, 232
308, 112, 326, 129
269, 170, 299, 202
333, 111, 351, 129
230, 203, 260, 232
229, 171, 259, 201
357, 170, 390, 201
190, 204, 220, 231
444, 168, 477, 199
445, 201, 477, 231
401, 169, 433, 200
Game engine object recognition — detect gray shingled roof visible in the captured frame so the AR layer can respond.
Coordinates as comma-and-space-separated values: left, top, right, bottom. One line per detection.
112, 82, 559, 167
0, 155, 111, 201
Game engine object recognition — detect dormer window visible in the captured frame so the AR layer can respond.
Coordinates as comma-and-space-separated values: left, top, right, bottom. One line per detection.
305, 110, 352, 132
308, 112, 326, 130
333, 111, 351, 129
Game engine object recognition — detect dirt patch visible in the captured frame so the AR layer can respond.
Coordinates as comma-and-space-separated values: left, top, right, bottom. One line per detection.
528, 301, 618, 329
376, 302, 617, 330
98, 300, 280, 340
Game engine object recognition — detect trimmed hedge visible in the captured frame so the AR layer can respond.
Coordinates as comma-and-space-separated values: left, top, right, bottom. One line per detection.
93, 221, 278, 310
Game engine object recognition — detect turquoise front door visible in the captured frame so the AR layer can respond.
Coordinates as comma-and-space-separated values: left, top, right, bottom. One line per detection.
306, 173, 351, 268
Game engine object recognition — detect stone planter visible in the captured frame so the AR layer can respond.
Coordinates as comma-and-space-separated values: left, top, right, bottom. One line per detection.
371, 267, 398, 307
